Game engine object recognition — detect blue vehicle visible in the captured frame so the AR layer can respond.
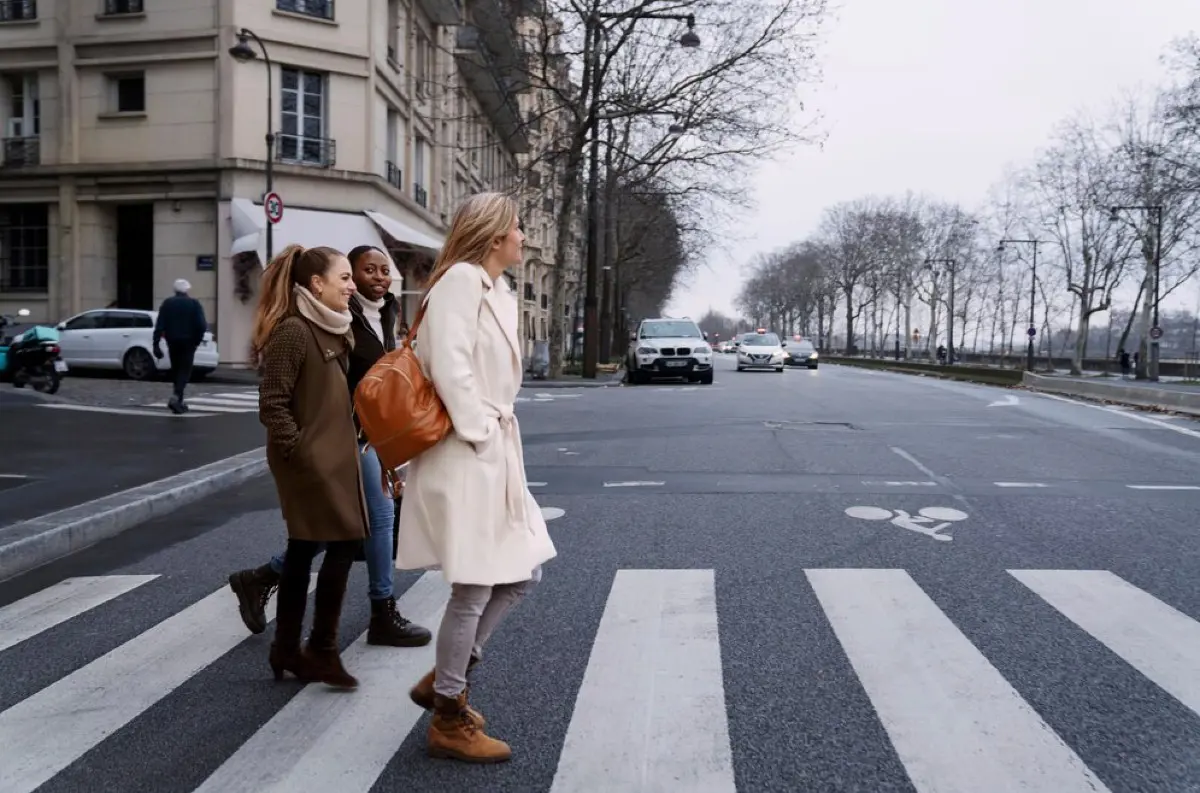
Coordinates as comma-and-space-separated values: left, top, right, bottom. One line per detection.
0, 308, 66, 394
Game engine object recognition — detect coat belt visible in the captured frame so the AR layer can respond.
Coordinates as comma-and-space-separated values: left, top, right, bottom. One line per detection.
482, 400, 528, 529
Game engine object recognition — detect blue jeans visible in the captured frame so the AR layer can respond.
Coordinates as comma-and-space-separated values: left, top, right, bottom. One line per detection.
270, 443, 395, 601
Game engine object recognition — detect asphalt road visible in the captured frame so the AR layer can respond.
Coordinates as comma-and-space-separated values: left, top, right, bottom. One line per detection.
0, 389, 265, 525
2, 357, 1200, 792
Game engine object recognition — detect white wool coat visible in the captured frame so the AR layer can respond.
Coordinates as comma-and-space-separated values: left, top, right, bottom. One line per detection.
395, 261, 557, 585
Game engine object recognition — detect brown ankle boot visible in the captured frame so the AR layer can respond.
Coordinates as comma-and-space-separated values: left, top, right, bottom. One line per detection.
303, 555, 357, 689
229, 563, 281, 635
269, 568, 313, 682
427, 692, 510, 763
410, 656, 484, 727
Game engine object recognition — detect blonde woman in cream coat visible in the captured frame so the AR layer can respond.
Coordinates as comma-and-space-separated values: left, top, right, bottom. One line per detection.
396, 192, 556, 764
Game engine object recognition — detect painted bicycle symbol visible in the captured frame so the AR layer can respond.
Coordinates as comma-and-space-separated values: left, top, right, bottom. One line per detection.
844, 505, 969, 542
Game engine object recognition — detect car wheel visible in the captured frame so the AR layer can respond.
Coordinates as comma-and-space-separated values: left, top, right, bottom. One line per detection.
809, 364, 818, 370
736, 365, 745, 372
699, 371, 714, 385
775, 366, 784, 373
123, 347, 157, 380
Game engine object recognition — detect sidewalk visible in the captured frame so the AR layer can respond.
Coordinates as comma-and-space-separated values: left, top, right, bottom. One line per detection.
1022, 372, 1200, 416
0, 402, 267, 580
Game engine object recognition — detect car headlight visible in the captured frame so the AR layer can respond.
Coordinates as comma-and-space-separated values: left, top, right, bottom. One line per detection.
693, 344, 711, 354
637, 346, 658, 355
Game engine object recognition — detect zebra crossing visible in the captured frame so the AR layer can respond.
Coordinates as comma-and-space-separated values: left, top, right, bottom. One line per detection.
1, 566, 1198, 791
145, 389, 260, 415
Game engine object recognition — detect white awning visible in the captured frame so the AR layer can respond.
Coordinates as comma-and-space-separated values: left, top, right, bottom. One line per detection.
228, 198, 389, 266
229, 197, 264, 256
364, 210, 443, 253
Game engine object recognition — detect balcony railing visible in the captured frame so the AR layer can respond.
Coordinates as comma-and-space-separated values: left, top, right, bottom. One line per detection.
0, 0, 36, 22
414, 184, 428, 208
2, 137, 40, 167
276, 133, 336, 168
276, 0, 333, 21
386, 161, 403, 190
103, 0, 142, 14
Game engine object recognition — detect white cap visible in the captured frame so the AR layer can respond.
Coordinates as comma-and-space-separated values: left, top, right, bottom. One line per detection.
173, 279, 191, 293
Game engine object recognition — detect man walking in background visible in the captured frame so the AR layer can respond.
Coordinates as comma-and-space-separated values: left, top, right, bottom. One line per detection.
153, 278, 208, 414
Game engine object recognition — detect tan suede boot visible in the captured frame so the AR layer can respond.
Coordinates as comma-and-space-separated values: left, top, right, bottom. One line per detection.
410, 656, 484, 727
427, 692, 510, 763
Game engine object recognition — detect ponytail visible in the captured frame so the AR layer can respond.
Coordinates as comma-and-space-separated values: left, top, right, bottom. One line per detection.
249, 245, 304, 368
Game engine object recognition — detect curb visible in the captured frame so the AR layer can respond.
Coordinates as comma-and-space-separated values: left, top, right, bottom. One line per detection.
1022, 372, 1200, 417
0, 447, 268, 582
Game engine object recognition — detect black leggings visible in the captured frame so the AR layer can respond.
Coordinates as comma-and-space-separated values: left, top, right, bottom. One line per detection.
279, 539, 359, 585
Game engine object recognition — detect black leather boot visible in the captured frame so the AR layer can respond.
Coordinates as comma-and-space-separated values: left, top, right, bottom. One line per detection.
228, 563, 281, 634
367, 596, 433, 647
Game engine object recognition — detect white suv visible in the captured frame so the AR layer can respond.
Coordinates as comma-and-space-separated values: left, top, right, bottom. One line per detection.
625, 317, 714, 385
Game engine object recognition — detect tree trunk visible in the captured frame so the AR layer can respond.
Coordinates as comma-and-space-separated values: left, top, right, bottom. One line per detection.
843, 289, 855, 354
1135, 263, 1154, 380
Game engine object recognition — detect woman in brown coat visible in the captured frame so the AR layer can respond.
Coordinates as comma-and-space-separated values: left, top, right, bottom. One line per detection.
251, 243, 368, 689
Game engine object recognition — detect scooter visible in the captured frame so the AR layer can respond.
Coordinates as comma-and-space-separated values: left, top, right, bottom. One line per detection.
0, 308, 67, 395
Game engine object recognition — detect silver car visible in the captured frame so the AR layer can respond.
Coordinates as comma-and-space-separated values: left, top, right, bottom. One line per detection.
736, 330, 786, 372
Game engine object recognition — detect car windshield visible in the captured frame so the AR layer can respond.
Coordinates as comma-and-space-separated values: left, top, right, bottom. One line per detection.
742, 333, 780, 346
791, 342, 815, 353
641, 321, 702, 339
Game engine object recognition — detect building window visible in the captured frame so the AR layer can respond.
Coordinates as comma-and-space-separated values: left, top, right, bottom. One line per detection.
279, 67, 329, 165
0, 1, 37, 23
0, 204, 49, 292
110, 73, 145, 113
276, 0, 334, 21
103, 0, 143, 14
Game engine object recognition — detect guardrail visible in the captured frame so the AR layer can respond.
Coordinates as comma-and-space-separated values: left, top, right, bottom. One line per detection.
822, 356, 1025, 386
1021, 372, 1200, 416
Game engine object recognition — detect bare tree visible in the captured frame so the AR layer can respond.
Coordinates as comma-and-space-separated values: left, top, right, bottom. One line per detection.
520, 0, 829, 377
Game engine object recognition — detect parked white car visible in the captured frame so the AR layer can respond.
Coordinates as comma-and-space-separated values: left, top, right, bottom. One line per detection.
55, 308, 219, 381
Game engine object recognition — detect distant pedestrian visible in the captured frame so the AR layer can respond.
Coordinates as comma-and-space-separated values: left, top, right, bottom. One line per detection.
249, 243, 367, 689
1119, 348, 1131, 379
228, 245, 432, 649
399, 192, 557, 763
152, 279, 207, 413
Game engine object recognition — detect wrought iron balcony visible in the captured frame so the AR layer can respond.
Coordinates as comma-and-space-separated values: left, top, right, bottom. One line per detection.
276, 134, 336, 168
103, 0, 143, 14
454, 25, 530, 154
414, 184, 428, 208
0, 0, 36, 22
386, 161, 403, 190
276, 0, 333, 21
414, 0, 462, 26
2, 137, 40, 167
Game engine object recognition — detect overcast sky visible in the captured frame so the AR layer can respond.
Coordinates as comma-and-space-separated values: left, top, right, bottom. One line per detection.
663, 0, 1198, 323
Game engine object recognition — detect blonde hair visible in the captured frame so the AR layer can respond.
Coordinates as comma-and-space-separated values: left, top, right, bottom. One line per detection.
423, 192, 518, 296
249, 243, 345, 367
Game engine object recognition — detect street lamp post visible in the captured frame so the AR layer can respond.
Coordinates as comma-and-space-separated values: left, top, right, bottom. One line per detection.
229, 29, 275, 262
1110, 204, 1164, 380
998, 239, 1040, 372
580, 12, 699, 379
925, 258, 956, 363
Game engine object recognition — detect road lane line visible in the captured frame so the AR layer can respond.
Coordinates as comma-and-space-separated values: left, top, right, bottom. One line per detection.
1123, 482, 1200, 489
994, 482, 1049, 488
806, 568, 1109, 793
1011, 569, 1200, 717
35, 403, 210, 417
0, 577, 313, 793
551, 569, 735, 793
0, 474, 27, 479
193, 572, 448, 793
602, 481, 665, 488
0, 575, 158, 653
1037, 392, 1200, 440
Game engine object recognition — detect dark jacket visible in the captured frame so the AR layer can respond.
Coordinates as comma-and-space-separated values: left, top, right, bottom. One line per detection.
154, 294, 208, 347
347, 292, 400, 438
259, 315, 368, 542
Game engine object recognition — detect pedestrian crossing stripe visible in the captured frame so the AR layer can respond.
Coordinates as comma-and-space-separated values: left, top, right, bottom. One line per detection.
0, 567, 1197, 792
145, 391, 259, 414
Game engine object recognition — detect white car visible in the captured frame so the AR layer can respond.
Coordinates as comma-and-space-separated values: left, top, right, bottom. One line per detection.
56, 308, 219, 381
736, 329, 786, 372
625, 317, 714, 385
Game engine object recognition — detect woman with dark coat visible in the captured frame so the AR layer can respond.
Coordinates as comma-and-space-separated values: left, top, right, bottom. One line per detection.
251, 243, 367, 688
228, 246, 432, 649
